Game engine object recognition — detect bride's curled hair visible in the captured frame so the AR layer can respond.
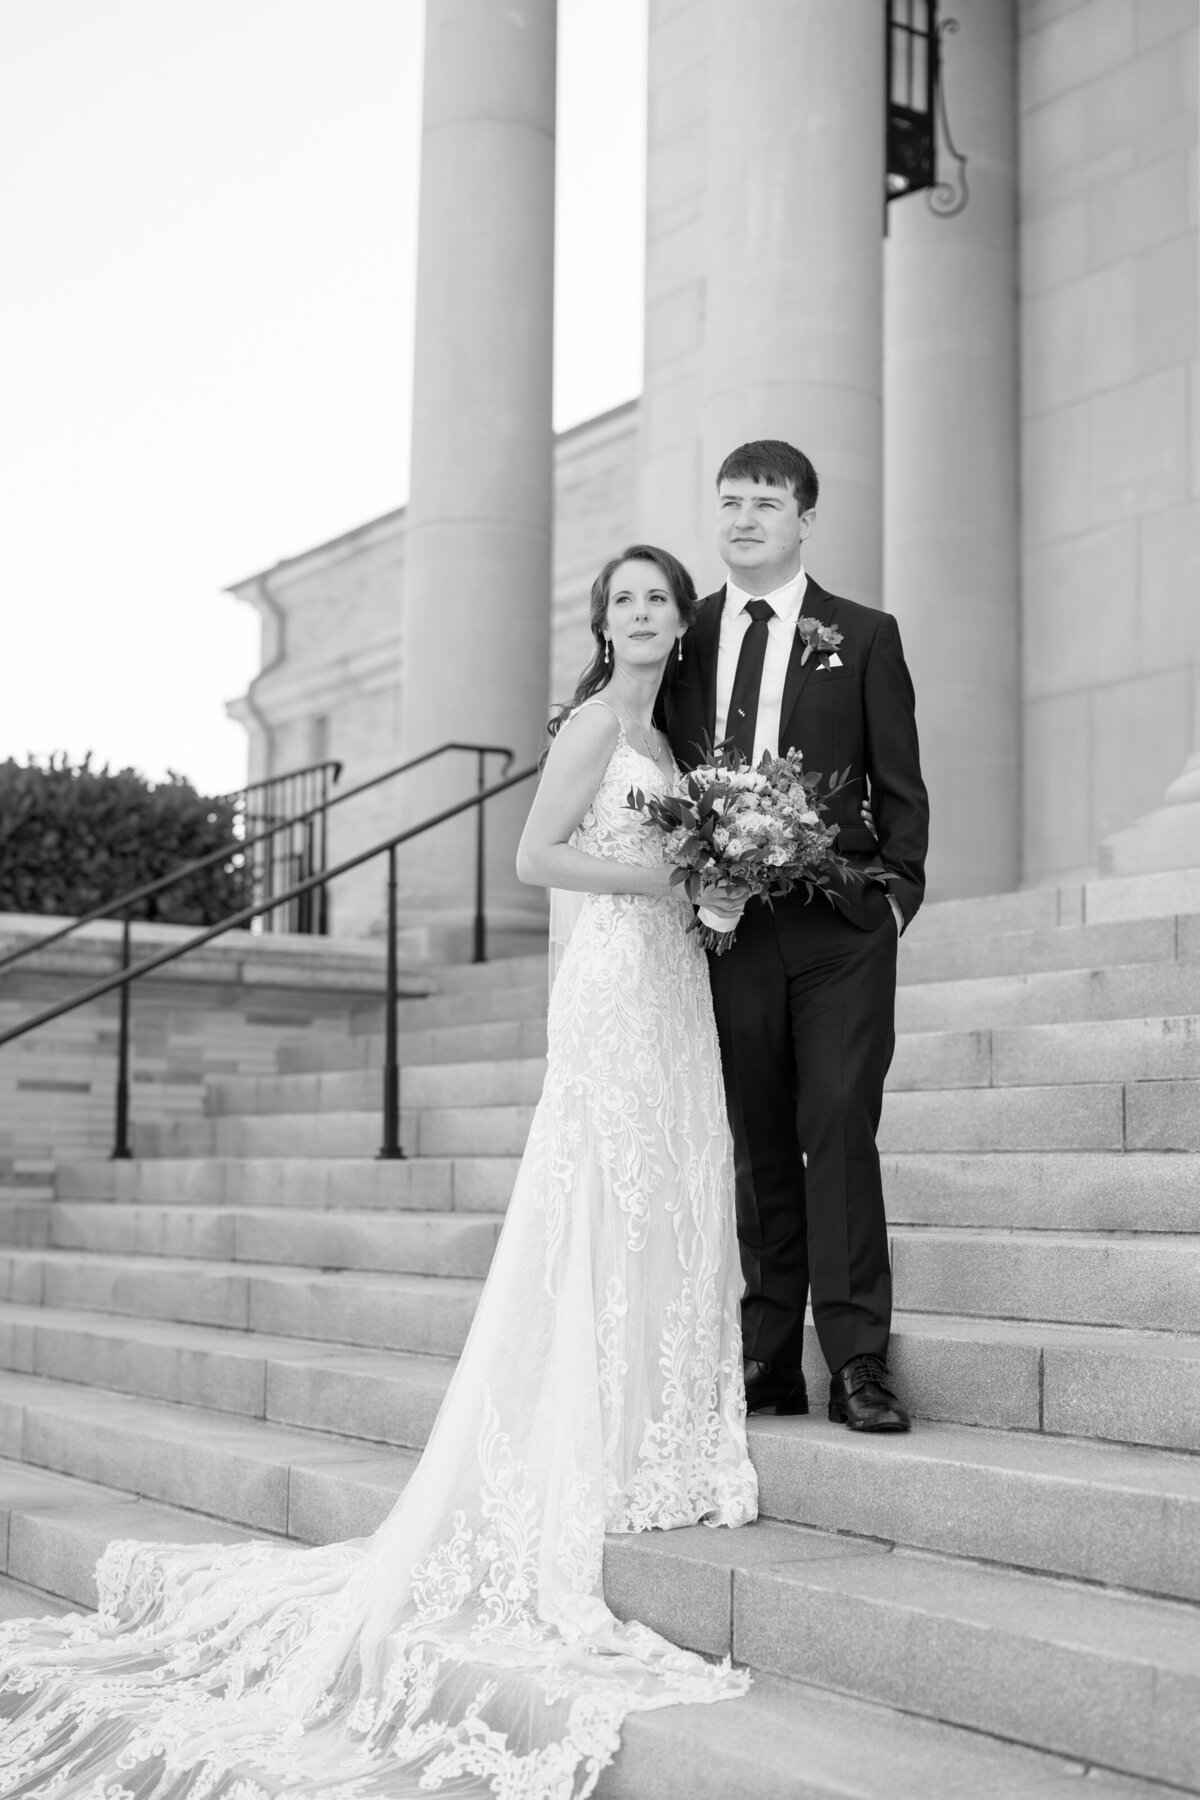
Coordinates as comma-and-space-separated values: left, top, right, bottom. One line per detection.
545, 543, 699, 755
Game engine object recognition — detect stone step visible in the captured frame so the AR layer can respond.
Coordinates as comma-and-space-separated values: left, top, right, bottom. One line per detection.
883, 1151, 1200, 1233
26, 1153, 1195, 1269
0, 1466, 1163, 1800
604, 1673, 1176, 1800
195, 1105, 537, 1159
4, 1357, 1199, 1611
892, 1226, 1200, 1333
138, 1077, 1200, 1160
879, 1080, 1199, 1152
42, 1204, 502, 1276
386, 983, 547, 1030
276, 1013, 550, 1074
0, 1375, 419, 1540
3, 1288, 1198, 1458
431, 952, 547, 993
206, 1056, 548, 1117
897, 914, 1189, 986
56, 1154, 519, 1213
2, 1373, 1194, 1789
0, 1248, 483, 1355
604, 1520, 1200, 1790
0, 1306, 455, 1441
896, 958, 1200, 1032
213, 1018, 1200, 1126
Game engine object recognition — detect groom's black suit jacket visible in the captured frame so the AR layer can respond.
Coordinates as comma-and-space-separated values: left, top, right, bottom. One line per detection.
662, 576, 929, 932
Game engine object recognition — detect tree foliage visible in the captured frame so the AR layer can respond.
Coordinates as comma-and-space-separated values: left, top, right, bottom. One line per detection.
0, 754, 251, 924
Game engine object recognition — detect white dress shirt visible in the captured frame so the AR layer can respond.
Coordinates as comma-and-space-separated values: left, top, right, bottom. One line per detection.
714, 567, 808, 765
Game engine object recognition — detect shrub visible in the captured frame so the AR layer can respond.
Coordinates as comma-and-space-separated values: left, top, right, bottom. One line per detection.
0, 754, 251, 924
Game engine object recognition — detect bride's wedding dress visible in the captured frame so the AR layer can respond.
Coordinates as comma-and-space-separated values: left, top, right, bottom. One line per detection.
0, 707, 756, 1800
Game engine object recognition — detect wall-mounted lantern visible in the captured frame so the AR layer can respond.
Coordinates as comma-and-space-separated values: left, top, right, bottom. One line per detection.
885, 0, 968, 218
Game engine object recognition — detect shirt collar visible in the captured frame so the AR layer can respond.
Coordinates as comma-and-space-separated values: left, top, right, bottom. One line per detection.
726, 565, 808, 624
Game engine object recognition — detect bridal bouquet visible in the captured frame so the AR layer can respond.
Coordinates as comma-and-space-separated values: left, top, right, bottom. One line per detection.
628, 742, 858, 953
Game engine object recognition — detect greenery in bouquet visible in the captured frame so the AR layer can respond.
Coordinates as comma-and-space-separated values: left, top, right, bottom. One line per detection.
627, 740, 866, 953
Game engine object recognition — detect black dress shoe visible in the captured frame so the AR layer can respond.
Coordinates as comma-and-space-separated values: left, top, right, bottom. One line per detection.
743, 1360, 808, 1416
828, 1354, 910, 1432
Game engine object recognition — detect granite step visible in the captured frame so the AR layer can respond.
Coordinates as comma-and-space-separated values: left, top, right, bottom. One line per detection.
4, 1317, 1194, 1598
3, 1362, 1199, 1608
891, 1226, 1200, 1333
144, 1078, 1200, 1159
879, 1079, 1199, 1152
211, 1016, 1200, 1127
276, 1013, 550, 1074
42, 1204, 503, 1276
3, 1285, 1198, 1463
895, 958, 1200, 1032
604, 1520, 1200, 1790
896, 914, 1190, 985
882, 1150, 1200, 1232
0, 1248, 484, 1355
0, 1375, 419, 1538
0, 1469, 1165, 1800
3, 1379, 1194, 1789
56, 1154, 519, 1213
206, 1056, 548, 1116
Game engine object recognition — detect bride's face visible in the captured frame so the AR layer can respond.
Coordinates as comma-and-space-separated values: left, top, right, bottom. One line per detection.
605, 560, 682, 673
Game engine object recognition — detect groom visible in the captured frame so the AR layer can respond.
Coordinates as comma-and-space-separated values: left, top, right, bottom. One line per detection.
662, 440, 929, 1432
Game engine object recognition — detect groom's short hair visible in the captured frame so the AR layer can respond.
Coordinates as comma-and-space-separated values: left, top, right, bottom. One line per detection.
716, 440, 819, 514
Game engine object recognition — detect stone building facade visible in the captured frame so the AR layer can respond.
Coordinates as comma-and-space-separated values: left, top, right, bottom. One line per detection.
228, 0, 1199, 943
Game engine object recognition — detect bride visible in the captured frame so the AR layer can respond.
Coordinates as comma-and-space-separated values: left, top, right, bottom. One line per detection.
0, 545, 757, 1799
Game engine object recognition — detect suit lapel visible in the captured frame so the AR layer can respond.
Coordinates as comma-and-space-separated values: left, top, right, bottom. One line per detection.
695, 588, 723, 744
777, 576, 834, 747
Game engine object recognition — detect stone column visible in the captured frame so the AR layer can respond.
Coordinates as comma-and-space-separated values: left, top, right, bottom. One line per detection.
699, 1, 886, 604
399, 0, 556, 955
884, 0, 1020, 899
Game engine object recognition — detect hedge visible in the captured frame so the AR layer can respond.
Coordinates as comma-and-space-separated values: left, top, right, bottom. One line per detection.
0, 754, 251, 924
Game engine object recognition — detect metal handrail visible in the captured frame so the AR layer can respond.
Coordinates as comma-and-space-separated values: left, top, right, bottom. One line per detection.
229, 757, 343, 809
0, 760, 540, 1160
0, 742, 516, 975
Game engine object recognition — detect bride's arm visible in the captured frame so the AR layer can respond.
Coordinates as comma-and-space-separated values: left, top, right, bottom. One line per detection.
516, 707, 673, 897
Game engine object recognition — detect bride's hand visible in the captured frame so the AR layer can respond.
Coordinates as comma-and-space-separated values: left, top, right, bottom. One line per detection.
695, 879, 749, 923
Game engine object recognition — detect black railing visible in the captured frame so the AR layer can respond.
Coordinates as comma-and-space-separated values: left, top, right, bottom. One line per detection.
231, 759, 343, 936
0, 743, 516, 978
0, 762, 539, 1161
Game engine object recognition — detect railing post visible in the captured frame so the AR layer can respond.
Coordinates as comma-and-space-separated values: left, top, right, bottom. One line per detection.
378, 845, 405, 1159
111, 913, 133, 1160
473, 749, 487, 964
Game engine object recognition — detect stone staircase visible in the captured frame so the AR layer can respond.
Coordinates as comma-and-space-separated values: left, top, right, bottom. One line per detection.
1, 875, 1199, 1797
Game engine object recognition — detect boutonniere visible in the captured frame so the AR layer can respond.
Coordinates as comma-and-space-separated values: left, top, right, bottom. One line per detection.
797, 616, 844, 667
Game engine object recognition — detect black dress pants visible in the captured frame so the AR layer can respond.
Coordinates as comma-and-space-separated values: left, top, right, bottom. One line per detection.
707, 891, 898, 1377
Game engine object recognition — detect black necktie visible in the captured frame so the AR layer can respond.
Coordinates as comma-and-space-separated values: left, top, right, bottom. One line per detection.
725, 598, 774, 762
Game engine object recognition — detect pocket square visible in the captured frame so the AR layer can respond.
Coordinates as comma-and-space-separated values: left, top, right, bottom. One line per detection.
827, 652, 843, 668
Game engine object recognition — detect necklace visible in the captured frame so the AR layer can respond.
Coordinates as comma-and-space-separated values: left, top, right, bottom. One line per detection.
613, 698, 668, 772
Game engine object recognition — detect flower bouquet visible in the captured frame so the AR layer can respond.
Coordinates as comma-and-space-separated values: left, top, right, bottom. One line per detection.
628, 740, 862, 953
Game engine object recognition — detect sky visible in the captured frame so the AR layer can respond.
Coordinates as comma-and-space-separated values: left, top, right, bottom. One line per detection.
0, 0, 647, 796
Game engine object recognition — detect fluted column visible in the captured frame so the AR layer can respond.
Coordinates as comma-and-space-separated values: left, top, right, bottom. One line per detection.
699, 1, 886, 603
884, 0, 1020, 898
400, 0, 556, 951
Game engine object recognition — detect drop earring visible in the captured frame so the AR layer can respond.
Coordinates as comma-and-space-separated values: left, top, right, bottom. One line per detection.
603, 638, 611, 666
677, 636, 684, 664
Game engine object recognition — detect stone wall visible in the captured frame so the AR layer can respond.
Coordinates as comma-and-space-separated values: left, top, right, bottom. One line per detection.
0, 917, 415, 1175
1018, 0, 1200, 882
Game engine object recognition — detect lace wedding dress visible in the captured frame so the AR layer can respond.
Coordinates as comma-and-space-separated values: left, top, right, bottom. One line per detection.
0, 705, 756, 1800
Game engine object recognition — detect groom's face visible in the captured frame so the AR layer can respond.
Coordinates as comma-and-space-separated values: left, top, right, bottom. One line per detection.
716, 477, 813, 588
